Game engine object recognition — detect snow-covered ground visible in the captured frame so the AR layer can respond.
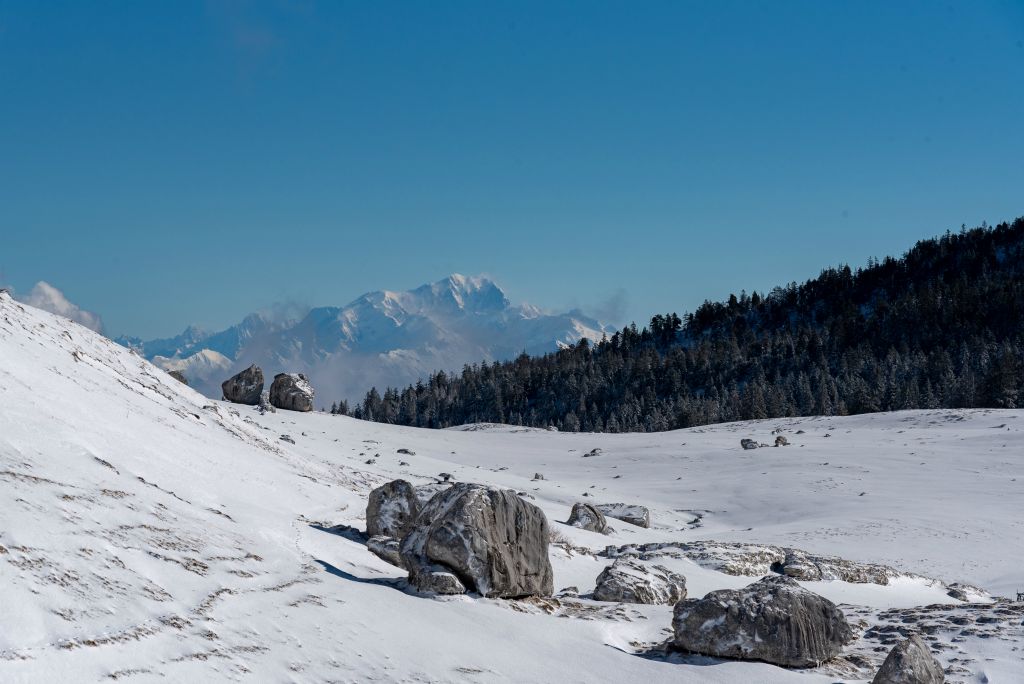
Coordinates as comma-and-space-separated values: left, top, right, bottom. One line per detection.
1, 291, 1022, 683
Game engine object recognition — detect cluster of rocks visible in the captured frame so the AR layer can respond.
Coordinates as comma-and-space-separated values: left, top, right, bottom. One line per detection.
221, 365, 315, 412
741, 435, 791, 450
601, 540, 920, 587
356, 480, 949, 680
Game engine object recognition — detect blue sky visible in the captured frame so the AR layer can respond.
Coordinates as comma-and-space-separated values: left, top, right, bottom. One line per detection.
2, 1, 1023, 338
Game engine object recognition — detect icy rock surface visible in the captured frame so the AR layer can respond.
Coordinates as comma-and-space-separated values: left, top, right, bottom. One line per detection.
399, 482, 554, 598
366, 479, 418, 539
221, 364, 264, 404
672, 575, 853, 667
269, 372, 315, 412
871, 635, 945, 684
593, 558, 686, 605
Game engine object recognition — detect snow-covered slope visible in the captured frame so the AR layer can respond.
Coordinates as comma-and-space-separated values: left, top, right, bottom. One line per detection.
119, 274, 608, 403
2, 291, 1022, 683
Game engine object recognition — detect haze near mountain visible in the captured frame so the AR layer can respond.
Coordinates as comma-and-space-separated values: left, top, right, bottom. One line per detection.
118, 274, 608, 405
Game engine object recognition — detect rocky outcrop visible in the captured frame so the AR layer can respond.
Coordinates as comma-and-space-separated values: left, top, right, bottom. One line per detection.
399, 483, 554, 598
221, 365, 264, 405
167, 370, 188, 385
367, 535, 404, 568
871, 635, 944, 684
593, 559, 686, 605
595, 503, 650, 528
567, 502, 607, 533
269, 372, 315, 412
603, 540, 909, 586
672, 575, 852, 667
741, 438, 759, 450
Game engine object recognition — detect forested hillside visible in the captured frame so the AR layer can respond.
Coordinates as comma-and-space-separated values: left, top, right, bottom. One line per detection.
344, 219, 1024, 432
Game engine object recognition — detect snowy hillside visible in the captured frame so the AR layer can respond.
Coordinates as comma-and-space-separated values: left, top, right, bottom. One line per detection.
120, 274, 608, 404
2, 291, 1022, 683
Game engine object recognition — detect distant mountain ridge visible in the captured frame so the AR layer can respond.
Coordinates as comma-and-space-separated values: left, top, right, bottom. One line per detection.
117, 274, 609, 404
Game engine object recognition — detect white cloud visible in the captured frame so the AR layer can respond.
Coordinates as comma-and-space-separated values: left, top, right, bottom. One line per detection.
17, 281, 104, 333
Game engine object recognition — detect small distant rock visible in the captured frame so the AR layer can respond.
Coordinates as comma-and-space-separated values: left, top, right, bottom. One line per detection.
774, 435, 789, 447
871, 634, 945, 684
269, 373, 315, 412
566, 502, 608, 533
582, 448, 602, 457
397, 448, 416, 456
438, 473, 452, 482
532, 473, 545, 481
399, 461, 410, 467
593, 559, 686, 605
222, 365, 264, 405
167, 370, 188, 385
741, 438, 759, 450
279, 435, 295, 444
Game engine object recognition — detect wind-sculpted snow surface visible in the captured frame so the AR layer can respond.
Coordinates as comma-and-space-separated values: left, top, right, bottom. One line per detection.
1, 291, 1023, 683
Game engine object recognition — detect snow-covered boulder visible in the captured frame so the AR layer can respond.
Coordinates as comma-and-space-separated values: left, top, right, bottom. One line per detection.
399, 483, 554, 598
672, 575, 852, 667
567, 502, 607, 533
367, 479, 419, 538
221, 364, 264, 405
595, 503, 650, 528
593, 559, 686, 605
269, 372, 315, 412
872, 635, 945, 684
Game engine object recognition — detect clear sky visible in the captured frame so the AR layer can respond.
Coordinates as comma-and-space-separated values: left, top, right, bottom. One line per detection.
2, 1, 1023, 338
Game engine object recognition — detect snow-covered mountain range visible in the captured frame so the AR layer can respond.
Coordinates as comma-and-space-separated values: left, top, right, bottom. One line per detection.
116, 274, 609, 404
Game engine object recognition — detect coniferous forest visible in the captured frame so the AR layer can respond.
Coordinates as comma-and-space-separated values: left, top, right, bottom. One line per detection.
341, 219, 1024, 432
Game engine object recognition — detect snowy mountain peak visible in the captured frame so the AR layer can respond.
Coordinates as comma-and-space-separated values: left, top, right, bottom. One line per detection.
126, 274, 610, 402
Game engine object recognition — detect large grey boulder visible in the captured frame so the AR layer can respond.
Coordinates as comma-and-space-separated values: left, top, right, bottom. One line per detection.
872, 635, 944, 684
593, 558, 686, 605
399, 482, 554, 598
221, 364, 264, 405
269, 372, 315, 412
595, 503, 650, 528
672, 575, 852, 667
567, 502, 608, 533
